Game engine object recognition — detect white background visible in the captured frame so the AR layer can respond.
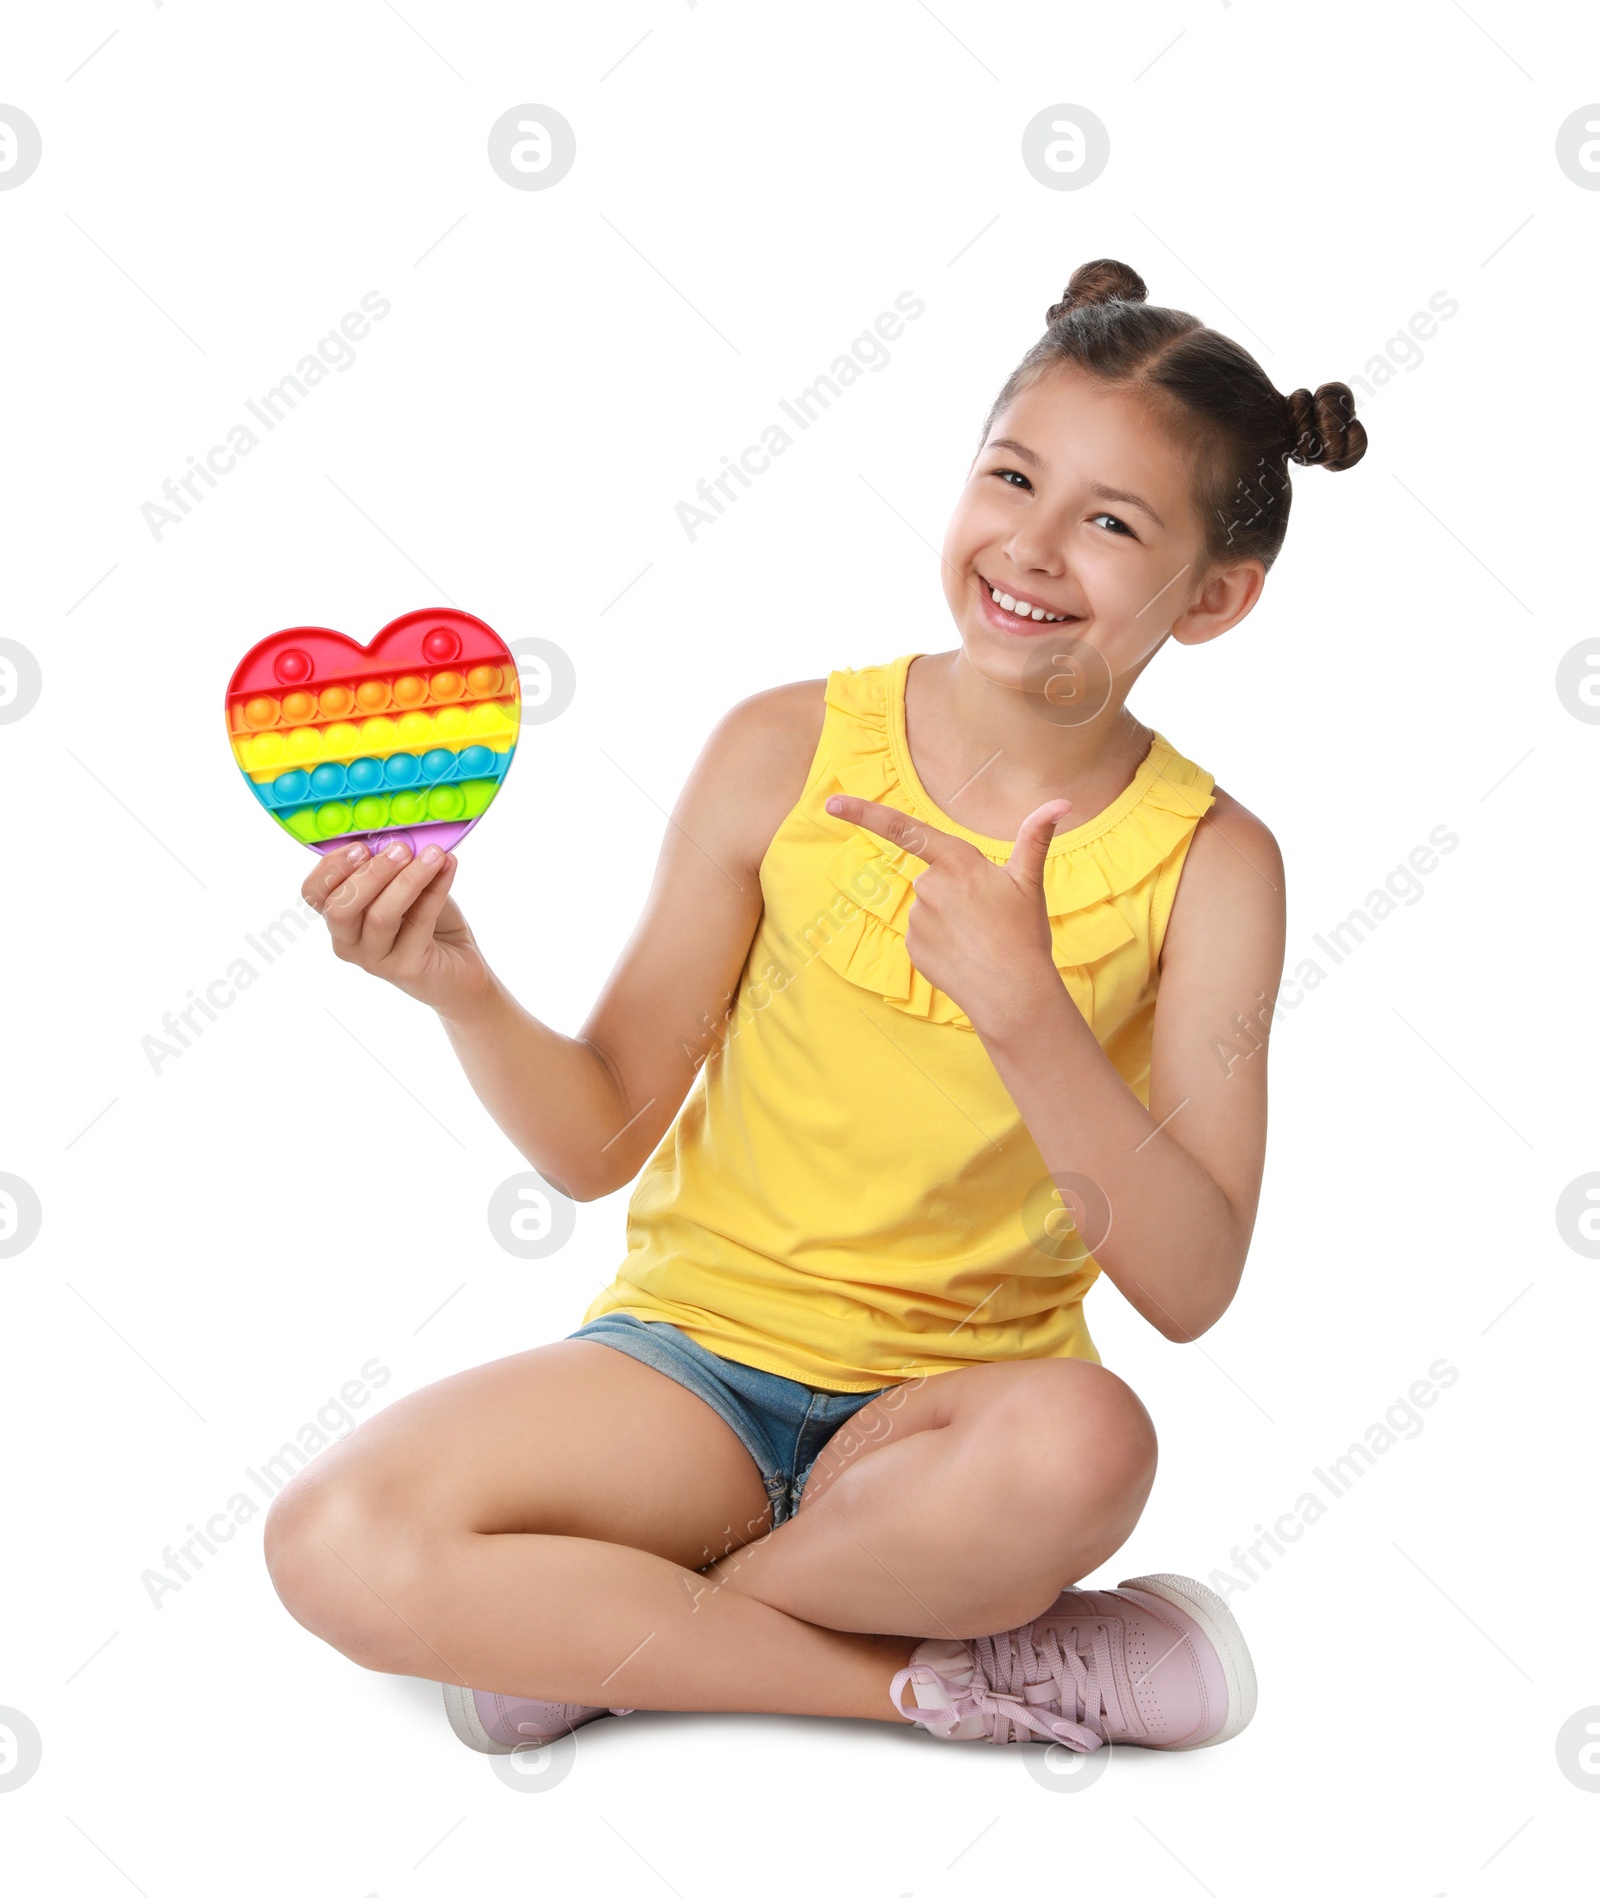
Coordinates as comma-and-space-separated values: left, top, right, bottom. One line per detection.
3, 2, 1597, 1892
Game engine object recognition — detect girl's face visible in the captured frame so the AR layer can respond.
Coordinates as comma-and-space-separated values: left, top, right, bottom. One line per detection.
940, 365, 1221, 686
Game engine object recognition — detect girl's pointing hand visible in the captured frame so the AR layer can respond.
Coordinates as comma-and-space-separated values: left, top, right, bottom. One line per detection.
823, 793, 1072, 1035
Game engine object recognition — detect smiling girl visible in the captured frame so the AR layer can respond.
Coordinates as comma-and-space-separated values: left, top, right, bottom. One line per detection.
263, 258, 1366, 1754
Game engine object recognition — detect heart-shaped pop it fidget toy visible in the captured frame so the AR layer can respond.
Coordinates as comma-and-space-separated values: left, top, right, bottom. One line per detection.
226, 608, 520, 858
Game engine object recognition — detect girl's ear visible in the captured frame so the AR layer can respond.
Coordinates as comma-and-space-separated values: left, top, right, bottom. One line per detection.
1168, 558, 1267, 648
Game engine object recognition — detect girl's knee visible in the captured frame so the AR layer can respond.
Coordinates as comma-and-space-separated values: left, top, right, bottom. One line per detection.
263, 1464, 433, 1673
1070, 1362, 1159, 1487
974, 1360, 1158, 1513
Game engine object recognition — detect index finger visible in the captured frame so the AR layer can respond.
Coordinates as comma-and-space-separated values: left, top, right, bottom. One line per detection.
823, 793, 966, 867
302, 841, 373, 913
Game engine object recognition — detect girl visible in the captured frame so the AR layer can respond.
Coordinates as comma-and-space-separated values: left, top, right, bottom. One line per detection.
263, 259, 1366, 1754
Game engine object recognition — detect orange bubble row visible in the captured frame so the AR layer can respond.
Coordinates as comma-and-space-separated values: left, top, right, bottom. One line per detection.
231, 664, 515, 733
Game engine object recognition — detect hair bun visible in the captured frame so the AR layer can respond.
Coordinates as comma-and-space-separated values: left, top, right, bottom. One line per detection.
1046, 259, 1147, 325
1284, 382, 1368, 472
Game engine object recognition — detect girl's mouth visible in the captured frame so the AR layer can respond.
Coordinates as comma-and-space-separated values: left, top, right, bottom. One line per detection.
975, 571, 1082, 635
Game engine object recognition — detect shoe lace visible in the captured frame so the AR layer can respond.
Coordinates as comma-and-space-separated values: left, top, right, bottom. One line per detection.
921, 1619, 1130, 1750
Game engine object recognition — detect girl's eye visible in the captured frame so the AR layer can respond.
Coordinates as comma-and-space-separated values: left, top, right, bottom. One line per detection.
986, 474, 1137, 539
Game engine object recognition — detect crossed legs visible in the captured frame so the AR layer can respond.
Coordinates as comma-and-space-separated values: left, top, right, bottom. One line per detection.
263, 1342, 1158, 1724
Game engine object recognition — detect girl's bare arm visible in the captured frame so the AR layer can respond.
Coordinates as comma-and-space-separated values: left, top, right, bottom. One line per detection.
974, 789, 1287, 1341
303, 681, 826, 1201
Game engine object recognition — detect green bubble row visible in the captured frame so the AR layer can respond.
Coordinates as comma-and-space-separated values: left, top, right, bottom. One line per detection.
275, 777, 499, 843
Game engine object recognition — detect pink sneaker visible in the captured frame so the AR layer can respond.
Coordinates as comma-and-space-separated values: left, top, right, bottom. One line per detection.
891, 1572, 1256, 1750
442, 1683, 634, 1754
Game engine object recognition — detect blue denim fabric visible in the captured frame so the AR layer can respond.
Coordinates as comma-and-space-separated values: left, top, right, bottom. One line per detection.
566, 1311, 890, 1526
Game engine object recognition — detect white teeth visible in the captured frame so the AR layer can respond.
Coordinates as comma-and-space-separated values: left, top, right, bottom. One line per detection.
989, 584, 1067, 622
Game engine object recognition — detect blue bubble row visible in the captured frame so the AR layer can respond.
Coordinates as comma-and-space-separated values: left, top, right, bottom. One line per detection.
251, 743, 514, 813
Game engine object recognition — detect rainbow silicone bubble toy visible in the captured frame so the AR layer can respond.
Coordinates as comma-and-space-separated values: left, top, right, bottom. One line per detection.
226, 608, 520, 858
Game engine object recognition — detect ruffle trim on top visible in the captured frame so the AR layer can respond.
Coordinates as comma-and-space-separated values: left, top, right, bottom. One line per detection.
815, 657, 1216, 1032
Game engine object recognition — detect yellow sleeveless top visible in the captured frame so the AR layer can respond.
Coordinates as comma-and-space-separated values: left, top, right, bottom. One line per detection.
581, 651, 1217, 1391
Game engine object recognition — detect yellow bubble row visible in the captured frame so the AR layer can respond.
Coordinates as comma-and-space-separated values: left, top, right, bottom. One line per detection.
233, 699, 519, 778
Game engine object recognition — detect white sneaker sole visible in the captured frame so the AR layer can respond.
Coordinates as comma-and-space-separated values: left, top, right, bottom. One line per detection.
442, 1682, 514, 1754
1117, 1571, 1259, 1747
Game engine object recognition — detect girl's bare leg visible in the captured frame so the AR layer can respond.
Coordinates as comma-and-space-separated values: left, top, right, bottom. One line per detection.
263, 1342, 919, 1721
264, 1347, 1157, 1718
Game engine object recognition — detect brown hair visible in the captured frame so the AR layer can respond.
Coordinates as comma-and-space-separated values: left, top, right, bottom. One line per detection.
979, 258, 1368, 574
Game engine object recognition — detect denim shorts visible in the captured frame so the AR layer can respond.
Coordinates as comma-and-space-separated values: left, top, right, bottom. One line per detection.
567, 1311, 891, 1526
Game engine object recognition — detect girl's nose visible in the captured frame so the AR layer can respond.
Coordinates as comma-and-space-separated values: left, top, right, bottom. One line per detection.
1004, 526, 1067, 578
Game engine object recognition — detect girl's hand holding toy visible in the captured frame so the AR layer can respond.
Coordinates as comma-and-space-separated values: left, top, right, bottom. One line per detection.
302, 841, 490, 1017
